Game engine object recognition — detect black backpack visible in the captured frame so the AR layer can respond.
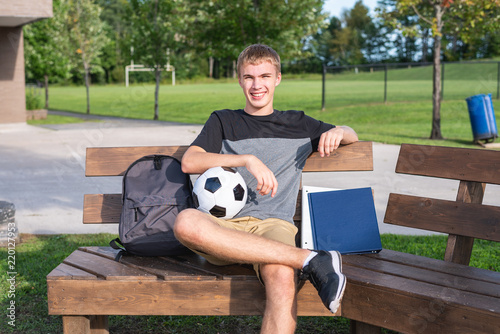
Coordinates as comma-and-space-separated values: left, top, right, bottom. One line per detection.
110, 154, 193, 257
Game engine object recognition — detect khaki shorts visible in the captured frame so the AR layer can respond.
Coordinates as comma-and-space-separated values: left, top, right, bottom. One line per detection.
189, 214, 298, 281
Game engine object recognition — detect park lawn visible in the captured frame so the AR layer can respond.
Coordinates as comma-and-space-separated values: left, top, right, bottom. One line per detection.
0, 233, 498, 333
49, 78, 498, 149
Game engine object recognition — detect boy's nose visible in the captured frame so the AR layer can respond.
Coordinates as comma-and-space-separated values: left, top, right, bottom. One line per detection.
252, 78, 262, 88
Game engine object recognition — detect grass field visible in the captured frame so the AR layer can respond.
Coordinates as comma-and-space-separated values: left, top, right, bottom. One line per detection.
47, 75, 499, 148
1, 233, 498, 333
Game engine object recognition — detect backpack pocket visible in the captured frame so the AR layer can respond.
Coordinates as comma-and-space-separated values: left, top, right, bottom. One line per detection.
123, 196, 178, 237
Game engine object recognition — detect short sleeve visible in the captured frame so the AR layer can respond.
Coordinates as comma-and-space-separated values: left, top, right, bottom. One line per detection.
303, 114, 335, 150
190, 112, 224, 153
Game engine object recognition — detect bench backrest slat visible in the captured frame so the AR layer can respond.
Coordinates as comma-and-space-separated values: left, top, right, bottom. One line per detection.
395, 144, 500, 185
83, 142, 373, 224
385, 193, 500, 242
84, 193, 306, 224
86, 141, 373, 177
86, 146, 189, 176
83, 194, 121, 224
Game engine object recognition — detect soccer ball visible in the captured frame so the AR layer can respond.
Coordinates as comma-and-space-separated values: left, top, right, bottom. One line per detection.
193, 166, 247, 219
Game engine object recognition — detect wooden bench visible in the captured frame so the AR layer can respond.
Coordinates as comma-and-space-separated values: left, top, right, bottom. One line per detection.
344, 144, 500, 333
46, 141, 373, 333
47, 142, 500, 334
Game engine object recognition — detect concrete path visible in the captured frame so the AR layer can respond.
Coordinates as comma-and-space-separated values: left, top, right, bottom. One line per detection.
1, 111, 498, 236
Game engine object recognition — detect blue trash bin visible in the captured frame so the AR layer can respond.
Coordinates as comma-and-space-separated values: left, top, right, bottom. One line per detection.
465, 93, 498, 142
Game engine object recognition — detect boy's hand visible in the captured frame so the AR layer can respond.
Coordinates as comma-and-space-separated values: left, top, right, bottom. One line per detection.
245, 155, 278, 197
318, 127, 345, 157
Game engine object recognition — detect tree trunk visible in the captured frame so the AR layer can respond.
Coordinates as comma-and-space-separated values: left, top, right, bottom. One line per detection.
209, 56, 214, 78
44, 74, 49, 109
422, 28, 429, 62
430, 5, 444, 140
84, 63, 90, 115
154, 68, 161, 120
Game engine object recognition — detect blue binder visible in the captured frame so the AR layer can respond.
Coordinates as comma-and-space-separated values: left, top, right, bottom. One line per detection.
307, 187, 382, 254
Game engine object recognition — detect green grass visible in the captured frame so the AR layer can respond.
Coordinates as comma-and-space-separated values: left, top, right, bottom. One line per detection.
1, 234, 498, 333
47, 76, 499, 149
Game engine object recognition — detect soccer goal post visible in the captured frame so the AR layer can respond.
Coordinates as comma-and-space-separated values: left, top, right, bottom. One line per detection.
125, 63, 175, 87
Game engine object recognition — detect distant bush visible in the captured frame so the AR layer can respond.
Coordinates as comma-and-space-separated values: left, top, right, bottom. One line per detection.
26, 85, 43, 110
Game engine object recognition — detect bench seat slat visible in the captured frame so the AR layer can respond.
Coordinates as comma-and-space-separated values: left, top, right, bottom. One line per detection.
63, 250, 157, 281
47, 263, 98, 281
362, 249, 500, 284
344, 253, 500, 298
343, 264, 500, 315
81, 247, 219, 281
384, 193, 500, 242
171, 253, 258, 280
85, 142, 373, 177
396, 144, 500, 184
82, 246, 258, 281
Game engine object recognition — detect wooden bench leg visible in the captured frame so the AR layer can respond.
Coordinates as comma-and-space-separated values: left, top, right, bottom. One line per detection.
90, 315, 109, 334
62, 315, 109, 334
350, 320, 381, 334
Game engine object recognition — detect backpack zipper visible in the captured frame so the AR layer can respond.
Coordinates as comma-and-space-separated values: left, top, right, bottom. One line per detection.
154, 155, 162, 170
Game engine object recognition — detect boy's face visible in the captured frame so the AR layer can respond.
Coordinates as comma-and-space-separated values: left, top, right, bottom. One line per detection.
238, 60, 281, 116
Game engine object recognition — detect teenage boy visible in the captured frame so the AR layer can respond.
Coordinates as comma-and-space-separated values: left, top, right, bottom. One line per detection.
174, 44, 358, 333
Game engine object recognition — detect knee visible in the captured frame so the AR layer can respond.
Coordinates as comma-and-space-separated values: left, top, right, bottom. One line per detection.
174, 208, 202, 243
261, 264, 297, 295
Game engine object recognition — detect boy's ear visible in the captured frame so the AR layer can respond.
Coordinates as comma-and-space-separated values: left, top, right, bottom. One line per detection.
275, 72, 282, 86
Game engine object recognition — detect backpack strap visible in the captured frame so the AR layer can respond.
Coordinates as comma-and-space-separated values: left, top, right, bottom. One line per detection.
109, 238, 127, 261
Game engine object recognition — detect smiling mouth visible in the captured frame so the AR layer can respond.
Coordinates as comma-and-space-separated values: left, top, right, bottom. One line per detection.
251, 92, 265, 98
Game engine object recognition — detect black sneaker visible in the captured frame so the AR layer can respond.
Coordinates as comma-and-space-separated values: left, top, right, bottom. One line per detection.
301, 250, 346, 314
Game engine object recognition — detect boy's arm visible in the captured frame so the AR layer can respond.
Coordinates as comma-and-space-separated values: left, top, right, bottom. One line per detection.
317, 126, 358, 157
182, 145, 279, 197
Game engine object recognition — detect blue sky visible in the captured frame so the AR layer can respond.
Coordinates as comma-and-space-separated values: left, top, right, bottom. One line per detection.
323, 0, 379, 18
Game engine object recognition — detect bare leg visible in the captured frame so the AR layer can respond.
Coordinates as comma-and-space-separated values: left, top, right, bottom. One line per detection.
174, 209, 310, 270
260, 264, 298, 334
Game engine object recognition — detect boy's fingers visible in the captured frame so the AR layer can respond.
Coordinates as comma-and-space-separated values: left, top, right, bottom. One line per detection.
318, 133, 326, 157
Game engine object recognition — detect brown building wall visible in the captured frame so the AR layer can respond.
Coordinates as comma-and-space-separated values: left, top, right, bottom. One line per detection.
0, 0, 52, 124
0, 27, 26, 123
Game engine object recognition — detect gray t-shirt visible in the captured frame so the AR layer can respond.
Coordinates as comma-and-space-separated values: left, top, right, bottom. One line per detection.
191, 109, 334, 223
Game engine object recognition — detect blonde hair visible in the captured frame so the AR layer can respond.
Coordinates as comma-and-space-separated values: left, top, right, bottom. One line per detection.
237, 44, 281, 76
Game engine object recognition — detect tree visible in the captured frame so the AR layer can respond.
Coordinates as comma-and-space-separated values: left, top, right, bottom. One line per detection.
381, 0, 500, 139
300, 17, 341, 71
24, 0, 71, 109
377, 0, 424, 62
126, 0, 182, 120
96, 0, 132, 82
186, 0, 327, 78
67, 0, 109, 114
330, 1, 382, 65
